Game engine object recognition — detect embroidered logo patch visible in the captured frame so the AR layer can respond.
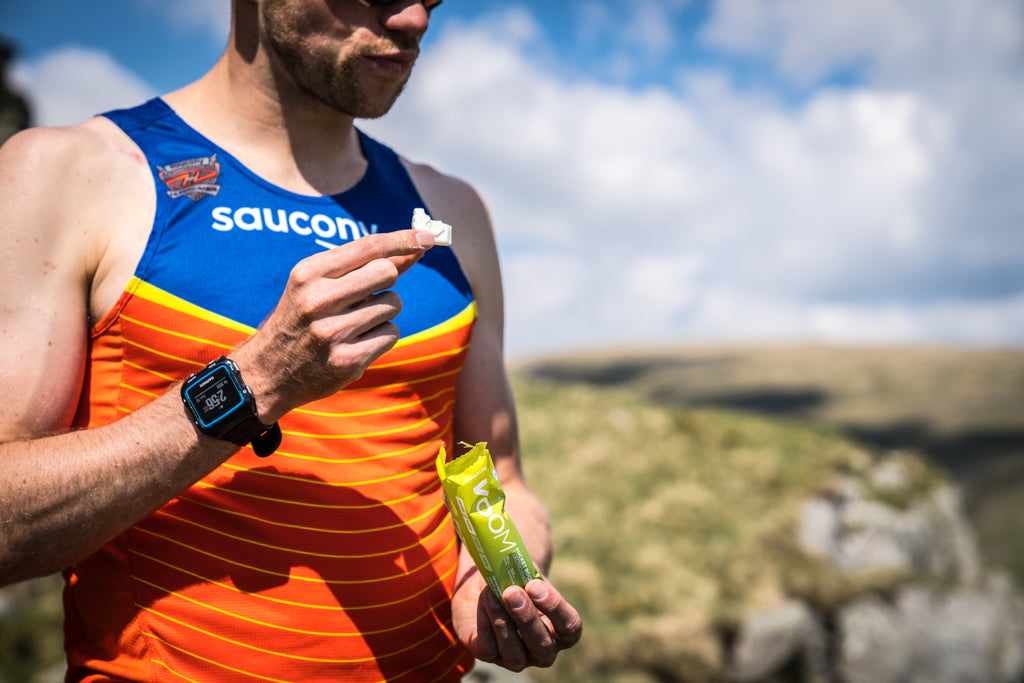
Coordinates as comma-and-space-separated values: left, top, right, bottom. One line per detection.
158, 154, 222, 201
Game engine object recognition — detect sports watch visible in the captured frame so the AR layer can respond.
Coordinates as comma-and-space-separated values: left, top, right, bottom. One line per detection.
180, 356, 282, 457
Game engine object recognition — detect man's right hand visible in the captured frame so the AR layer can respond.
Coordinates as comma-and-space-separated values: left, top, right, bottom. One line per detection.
231, 229, 435, 424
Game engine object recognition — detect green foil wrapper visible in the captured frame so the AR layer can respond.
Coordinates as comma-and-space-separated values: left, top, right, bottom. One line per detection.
436, 442, 540, 601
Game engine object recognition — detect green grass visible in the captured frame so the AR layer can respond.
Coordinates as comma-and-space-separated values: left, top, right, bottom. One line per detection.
514, 377, 941, 682
0, 573, 64, 683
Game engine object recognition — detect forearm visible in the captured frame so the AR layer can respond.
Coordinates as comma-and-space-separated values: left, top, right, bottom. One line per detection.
503, 480, 553, 575
0, 389, 236, 586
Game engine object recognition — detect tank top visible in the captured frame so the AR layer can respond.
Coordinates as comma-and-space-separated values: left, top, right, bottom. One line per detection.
64, 98, 477, 682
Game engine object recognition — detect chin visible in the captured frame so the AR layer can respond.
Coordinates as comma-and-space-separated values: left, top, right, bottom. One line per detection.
337, 85, 408, 120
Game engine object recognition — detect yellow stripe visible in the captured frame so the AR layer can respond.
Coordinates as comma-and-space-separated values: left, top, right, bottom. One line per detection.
209, 442, 443, 489
130, 541, 457, 611
117, 351, 463, 400
122, 313, 234, 351
292, 386, 453, 419
131, 277, 254, 335
370, 344, 468, 370
150, 626, 461, 683
120, 382, 159, 399
219, 446, 439, 485
143, 509, 451, 564
125, 360, 180, 383
109, 417, 449, 466
417, 649, 466, 683
393, 301, 476, 349
193, 480, 431, 510
335, 366, 462, 396
130, 279, 473, 346
150, 659, 210, 683
140, 605, 445, 663
177, 494, 446, 535
124, 338, 207, 368
284, 399, 452, 440
134, 575, 454, 637
149, 637, 348, 681
261, 437, 436, 467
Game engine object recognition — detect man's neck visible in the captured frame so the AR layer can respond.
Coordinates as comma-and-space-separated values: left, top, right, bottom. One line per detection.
163, 57, 369, 197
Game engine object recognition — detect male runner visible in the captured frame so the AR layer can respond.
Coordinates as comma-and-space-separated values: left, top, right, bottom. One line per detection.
0, 0, 581, 680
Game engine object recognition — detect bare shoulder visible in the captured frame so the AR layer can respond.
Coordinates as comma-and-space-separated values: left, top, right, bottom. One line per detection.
401, 157, 490, 233
1, 117, 155, 317
401, 157, 501, 297
0, 117, 145, 186
0, 118, 151, 245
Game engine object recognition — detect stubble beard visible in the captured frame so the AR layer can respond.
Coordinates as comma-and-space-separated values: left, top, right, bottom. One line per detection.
261, 3, 414, 120
319, 51, 411, 120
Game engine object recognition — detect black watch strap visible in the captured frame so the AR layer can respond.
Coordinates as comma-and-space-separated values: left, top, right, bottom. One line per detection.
181, 356, 282, 458
223, 420, 282, 458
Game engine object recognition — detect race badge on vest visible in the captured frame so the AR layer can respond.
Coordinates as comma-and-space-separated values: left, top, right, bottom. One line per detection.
158, 154, 222, 201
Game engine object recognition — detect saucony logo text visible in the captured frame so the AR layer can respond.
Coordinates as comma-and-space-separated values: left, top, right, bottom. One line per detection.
211, 206, 379, 250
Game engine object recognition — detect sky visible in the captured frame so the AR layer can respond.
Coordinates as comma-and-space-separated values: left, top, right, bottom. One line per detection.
3, 0, 1024, 358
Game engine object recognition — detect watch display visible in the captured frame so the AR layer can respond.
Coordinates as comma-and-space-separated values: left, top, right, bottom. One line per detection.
185, 365, 246, 429
181, 356, 281, 457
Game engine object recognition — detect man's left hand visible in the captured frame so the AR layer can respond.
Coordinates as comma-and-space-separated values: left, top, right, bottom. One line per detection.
452, 571, 583, 671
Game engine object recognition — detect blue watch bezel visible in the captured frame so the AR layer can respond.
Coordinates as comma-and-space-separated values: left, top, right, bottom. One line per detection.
182, 363, 249, 430
181, 356, 281, 457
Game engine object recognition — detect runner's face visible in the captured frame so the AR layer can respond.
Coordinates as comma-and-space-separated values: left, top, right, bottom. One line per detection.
261, 0, 431, 118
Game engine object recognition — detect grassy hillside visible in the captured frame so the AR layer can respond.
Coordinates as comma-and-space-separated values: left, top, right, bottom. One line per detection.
517, 344, 1024, 586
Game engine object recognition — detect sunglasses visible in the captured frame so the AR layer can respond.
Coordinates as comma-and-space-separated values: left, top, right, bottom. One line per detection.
366, 0, 443, 9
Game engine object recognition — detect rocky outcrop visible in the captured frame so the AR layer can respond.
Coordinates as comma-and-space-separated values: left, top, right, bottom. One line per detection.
729, 455, 1024, 683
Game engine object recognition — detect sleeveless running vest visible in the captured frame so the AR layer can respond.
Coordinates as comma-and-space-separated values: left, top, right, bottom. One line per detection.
65, 98, 477, 682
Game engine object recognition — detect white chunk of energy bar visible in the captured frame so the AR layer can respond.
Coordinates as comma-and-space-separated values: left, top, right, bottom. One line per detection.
412, 207, 452, 246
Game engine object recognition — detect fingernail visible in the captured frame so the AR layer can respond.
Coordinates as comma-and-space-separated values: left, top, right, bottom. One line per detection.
415, 230, 434, 248
526, 580, 548, 601
505, 592, 526, 611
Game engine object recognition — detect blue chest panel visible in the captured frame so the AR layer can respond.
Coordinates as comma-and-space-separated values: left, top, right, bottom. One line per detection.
103, 98, 473, 337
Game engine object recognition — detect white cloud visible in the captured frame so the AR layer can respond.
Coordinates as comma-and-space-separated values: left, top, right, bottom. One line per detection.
700, 0, 1024, 87
11, 46, 156, 127
364, 2, 1024, 356
141, 0, 231, 45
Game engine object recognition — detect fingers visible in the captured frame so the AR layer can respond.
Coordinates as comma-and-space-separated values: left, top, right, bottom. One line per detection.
291, 231, 429, 317
450, 570, 500, 664
524, 579, 583, 650
314, 229, 432, 280
490, 579, 583, 671
484, 587, 529, 671
236, 231, 431, 418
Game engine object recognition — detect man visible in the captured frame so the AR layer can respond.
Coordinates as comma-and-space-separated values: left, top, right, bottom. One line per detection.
0, 0, 582, 680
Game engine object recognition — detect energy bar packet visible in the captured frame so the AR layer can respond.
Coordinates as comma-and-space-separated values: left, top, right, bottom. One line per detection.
436, 442, 540, 602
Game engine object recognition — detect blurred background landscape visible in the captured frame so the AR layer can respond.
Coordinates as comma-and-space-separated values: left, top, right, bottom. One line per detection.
2, 1, 1024, 681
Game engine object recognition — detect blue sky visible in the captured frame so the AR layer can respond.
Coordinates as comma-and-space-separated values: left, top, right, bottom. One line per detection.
2, 1, 755, 96
3, 0, 1024, 357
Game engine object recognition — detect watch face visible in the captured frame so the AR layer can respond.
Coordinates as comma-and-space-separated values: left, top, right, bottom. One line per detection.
186, 366, 245, 428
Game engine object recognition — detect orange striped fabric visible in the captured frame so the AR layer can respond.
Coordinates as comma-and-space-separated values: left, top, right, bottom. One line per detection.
65, 277, 477, 682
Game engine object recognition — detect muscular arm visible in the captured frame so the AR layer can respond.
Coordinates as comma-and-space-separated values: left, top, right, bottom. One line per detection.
0, 126, 240, 585
0, 129, 235, 579
0, 125, 432, 587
